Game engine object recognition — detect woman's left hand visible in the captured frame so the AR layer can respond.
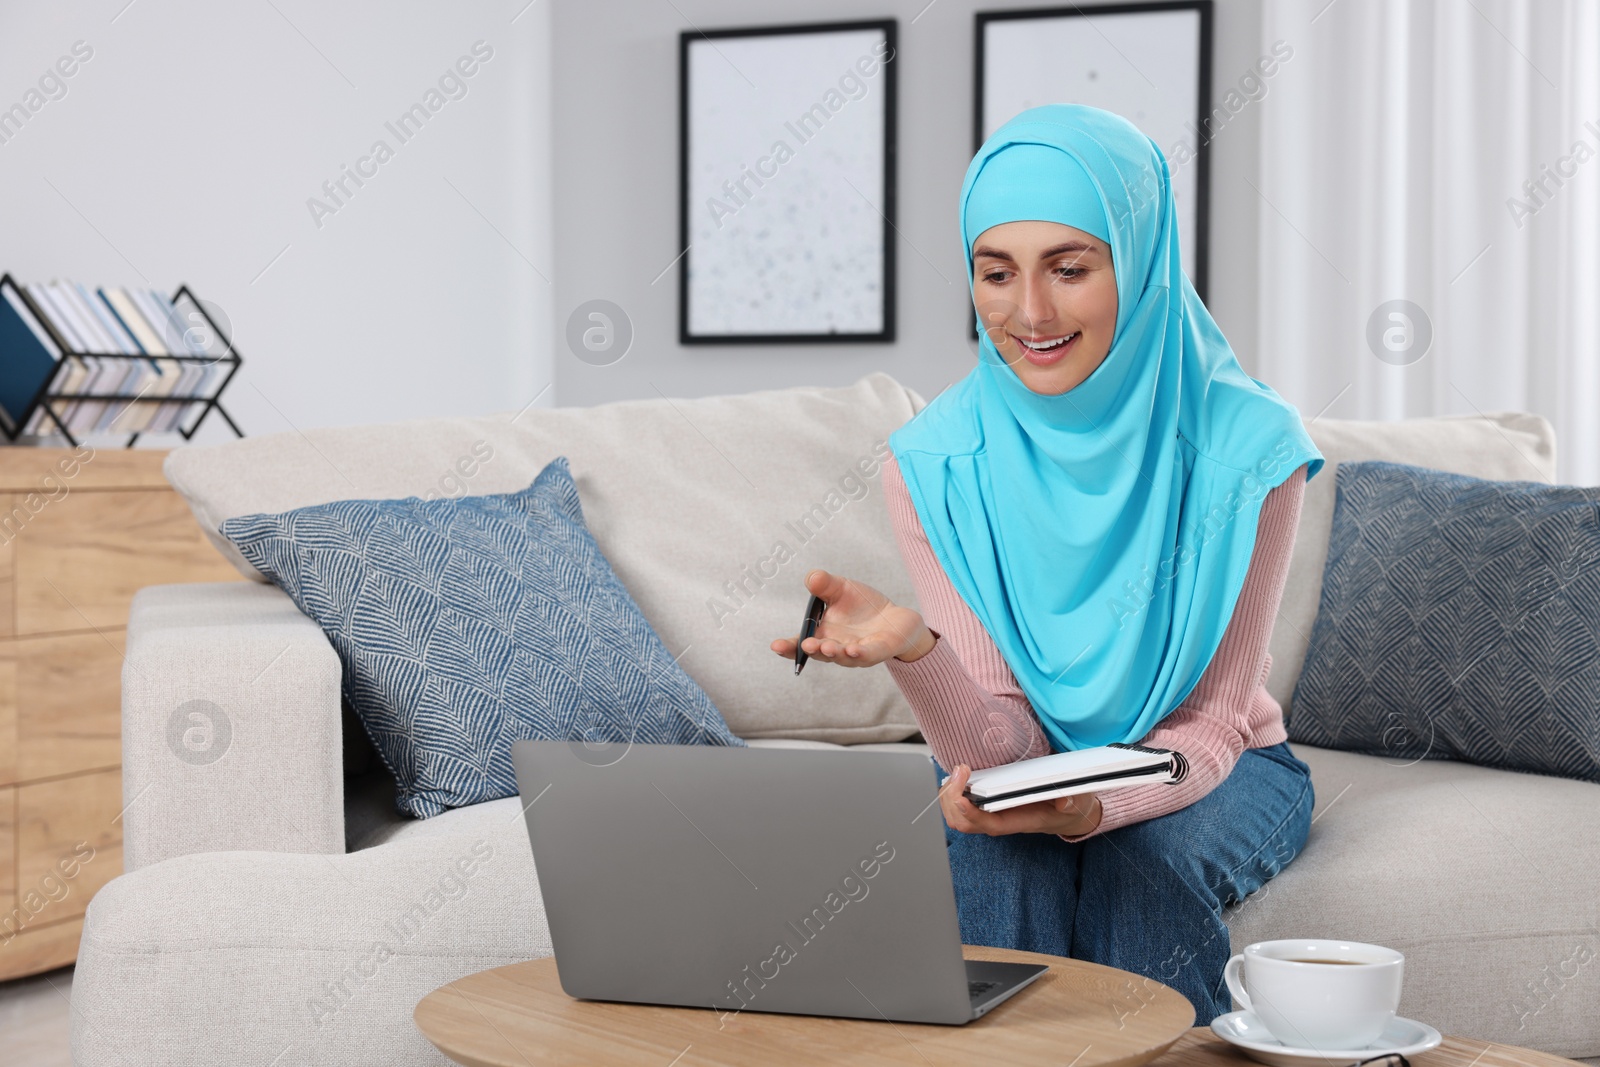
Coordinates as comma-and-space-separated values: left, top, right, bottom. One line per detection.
938, 764, 1103, 838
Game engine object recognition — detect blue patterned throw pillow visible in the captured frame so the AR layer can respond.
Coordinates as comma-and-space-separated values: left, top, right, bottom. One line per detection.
221, 456, 745, 818
1289, 460, 1600, 783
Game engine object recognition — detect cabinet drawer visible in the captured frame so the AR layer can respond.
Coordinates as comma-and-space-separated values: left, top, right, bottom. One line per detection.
0, 631, 124, 787
0, 917, 82, 981
0, 446, 167, 493
15, 768, 122, 933
11, 488, 242, 635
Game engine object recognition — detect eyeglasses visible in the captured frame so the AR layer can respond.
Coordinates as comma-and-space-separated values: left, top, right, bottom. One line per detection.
1352, 1055, 1409, 1067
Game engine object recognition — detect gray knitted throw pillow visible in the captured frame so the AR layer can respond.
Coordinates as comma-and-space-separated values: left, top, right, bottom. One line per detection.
1289, 460, 1600, 783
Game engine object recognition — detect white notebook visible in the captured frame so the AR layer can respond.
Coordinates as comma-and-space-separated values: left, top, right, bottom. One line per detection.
952, 743, 1189, 813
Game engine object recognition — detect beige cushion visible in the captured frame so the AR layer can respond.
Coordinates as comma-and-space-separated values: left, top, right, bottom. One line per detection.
351, 738, 939, 852
163, 374, 929, 745
1231, 745, 1600, 1057
1269, 412, 1557, 714
163, 379, 1557, 744
347, 738, 1600, 1055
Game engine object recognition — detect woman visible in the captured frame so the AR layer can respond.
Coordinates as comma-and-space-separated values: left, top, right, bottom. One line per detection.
770, 103, 1326, 1022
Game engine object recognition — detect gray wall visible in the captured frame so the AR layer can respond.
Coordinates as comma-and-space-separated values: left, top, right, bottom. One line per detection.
553, 0, 1267, 409
0, 0, 553, 444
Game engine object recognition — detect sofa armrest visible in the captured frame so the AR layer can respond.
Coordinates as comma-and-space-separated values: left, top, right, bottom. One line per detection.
122, 582, 346, 870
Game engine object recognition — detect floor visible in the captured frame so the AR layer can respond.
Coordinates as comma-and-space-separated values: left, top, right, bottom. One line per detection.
1, 964, 1596, 1067
0, 966, 73, 1067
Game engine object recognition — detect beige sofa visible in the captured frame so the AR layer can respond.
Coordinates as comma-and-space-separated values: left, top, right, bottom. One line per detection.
71, 374, 1600, 1065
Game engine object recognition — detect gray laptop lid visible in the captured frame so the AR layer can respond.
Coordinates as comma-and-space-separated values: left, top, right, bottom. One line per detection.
511, 741, 976, 1025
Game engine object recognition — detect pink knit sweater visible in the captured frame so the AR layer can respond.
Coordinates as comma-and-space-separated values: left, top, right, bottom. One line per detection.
881, 452, 1308, 841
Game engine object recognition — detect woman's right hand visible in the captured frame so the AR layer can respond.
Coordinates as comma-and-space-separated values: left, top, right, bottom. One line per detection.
770, 569, 935, 669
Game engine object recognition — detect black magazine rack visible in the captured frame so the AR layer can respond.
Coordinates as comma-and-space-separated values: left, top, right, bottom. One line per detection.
0, 272, 244, 448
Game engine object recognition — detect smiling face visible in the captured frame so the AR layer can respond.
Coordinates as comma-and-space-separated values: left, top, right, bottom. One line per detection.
971, 220, 1118, 396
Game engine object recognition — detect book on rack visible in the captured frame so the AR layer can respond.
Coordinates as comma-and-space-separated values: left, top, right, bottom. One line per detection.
0, 287, 60, 429
100, 287, 168, 434
29, 282, 97, 432
953, 742, 1189, 813
0, 275, 230, 440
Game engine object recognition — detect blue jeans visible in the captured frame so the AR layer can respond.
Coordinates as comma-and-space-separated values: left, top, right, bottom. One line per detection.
935, 740, 1314, 1023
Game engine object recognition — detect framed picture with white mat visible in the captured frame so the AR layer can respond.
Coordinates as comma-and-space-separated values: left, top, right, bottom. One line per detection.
975, 2, 1213, 300
679, 19, 898, 344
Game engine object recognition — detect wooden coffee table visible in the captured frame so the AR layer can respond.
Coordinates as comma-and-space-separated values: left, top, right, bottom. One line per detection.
414, 947, 1592, 1067
414, 945, 1194, 1066
1162, 1028, 1587, 1067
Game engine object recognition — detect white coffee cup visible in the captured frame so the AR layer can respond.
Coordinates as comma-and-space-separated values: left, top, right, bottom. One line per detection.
1223, 939, 1404, 1049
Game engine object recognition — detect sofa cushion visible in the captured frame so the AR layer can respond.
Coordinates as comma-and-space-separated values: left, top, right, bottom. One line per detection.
222, 456, 744, 819
1272, 412, 1557, 715
166, 374, 928, 744
1289, 461, 1600, 783
1228, 744, 1600, 1056
344, 737, 1599, 1054
351, 737, 937, 853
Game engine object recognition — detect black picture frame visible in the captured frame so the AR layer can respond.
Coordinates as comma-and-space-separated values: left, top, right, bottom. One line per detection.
678, 18, 898, 345
974, 1, 1213, 303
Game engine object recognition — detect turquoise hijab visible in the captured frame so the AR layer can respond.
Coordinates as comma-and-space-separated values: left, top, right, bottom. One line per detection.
889, 104, 1324, 753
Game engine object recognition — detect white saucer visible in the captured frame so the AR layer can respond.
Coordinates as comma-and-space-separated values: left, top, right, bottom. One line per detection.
1210, 1010, 1443, 1066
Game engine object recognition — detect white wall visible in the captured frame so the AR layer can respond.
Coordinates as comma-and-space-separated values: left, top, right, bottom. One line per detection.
551, 0, 1267, 409
0, 0, 553, 445
0, 0, 1272, 433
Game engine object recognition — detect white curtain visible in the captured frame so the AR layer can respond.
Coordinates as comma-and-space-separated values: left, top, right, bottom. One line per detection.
1254, 0, 1600, 485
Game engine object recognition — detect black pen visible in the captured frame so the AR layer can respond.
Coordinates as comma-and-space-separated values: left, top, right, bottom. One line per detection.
795, 593, 826, 676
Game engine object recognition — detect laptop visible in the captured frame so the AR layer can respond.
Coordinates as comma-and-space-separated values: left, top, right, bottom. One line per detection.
510, 740, 1048, 1025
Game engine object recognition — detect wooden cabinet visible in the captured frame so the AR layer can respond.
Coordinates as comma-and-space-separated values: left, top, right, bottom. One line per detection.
0, 446, 244, 980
